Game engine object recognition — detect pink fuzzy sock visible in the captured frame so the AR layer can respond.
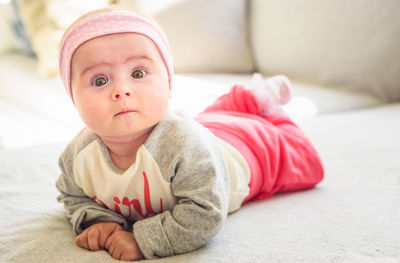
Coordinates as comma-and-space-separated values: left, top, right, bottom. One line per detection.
251, 73, 292, 115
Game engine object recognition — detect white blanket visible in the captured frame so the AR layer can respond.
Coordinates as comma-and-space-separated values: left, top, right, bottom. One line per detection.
1, 103, 399, 262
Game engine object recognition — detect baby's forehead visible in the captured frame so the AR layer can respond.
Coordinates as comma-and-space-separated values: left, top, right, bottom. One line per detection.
71, 32, 167, 74
73, 32, 160, 61
78, 32, 157, 51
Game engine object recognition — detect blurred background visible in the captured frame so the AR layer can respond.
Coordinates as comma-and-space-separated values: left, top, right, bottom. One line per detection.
0, 0, 399, 149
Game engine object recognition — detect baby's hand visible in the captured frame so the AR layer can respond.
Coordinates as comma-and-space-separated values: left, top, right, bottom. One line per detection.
76, 222, 122, 251
105, 230, 144, 261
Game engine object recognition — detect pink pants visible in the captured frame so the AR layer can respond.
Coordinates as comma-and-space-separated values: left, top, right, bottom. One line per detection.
195, 85, 324, 203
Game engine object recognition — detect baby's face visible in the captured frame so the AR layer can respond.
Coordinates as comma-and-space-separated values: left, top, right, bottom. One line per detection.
71, 33, 170, 141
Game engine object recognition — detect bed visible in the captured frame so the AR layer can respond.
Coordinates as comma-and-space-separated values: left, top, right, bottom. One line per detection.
1, 106, 400, 263
1, 52, 400, 263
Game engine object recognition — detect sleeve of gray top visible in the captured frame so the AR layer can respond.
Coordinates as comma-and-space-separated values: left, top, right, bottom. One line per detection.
55, 130, 129, 234
133, 111, 230, 259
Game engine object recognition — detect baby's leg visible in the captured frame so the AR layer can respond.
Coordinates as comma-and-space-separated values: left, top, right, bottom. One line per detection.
251, 73, 292, 115
198, 77, 323, 202
201, 73, 292, 116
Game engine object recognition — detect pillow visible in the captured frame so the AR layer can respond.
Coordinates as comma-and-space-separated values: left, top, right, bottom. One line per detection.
251, 0, 400, 102
0, 3, 13, 54
16, 0, 111, 77
0, 1, 33, 55
118, 0, 254, 73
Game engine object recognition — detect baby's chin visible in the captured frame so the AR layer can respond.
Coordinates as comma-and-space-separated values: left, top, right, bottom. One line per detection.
97, 128, 154, 144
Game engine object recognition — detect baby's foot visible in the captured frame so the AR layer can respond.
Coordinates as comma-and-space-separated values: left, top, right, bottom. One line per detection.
251, 73, 292, 115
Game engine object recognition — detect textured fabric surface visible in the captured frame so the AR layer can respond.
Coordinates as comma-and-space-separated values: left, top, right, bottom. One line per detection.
1, 103, 399, 262
251, 0, 400, 102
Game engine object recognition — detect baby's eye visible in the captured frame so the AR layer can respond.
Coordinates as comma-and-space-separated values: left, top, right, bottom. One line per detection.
93, 76, 108, 87
131, 69, 147, 79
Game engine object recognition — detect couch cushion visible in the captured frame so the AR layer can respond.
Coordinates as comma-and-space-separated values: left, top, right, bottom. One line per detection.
119, 0, 254, 73
0, 52, 79, 125
251, 0, 400, 102
182, 73, 385, 119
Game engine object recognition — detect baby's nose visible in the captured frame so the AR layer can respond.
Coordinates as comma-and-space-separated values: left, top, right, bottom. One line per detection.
112, 86, 132, 100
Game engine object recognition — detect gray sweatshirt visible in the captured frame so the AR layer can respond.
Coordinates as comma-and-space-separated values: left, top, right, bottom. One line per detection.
56, 109, 249, 259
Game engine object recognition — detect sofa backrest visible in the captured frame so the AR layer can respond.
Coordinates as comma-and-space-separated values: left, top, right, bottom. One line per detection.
251, 0, 400, 102
120, 0, 254, 74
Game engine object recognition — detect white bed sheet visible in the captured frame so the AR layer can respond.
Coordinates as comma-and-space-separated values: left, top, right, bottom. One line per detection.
1, 103, 400, 263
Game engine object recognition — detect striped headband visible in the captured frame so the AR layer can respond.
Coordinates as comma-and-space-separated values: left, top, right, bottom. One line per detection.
59, 9, 174, 103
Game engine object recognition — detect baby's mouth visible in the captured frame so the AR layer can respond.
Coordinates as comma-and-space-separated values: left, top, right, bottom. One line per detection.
114, 108, 137, 116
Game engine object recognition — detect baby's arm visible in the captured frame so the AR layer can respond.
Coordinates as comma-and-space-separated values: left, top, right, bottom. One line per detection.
56, 143, 129, 236
132, 115, 230, 259
133, 158, 229, 259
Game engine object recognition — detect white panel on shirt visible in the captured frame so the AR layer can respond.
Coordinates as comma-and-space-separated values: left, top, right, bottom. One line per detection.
73, 140, 177, 221
216, 138, 251, 213
73, 138, 250, 220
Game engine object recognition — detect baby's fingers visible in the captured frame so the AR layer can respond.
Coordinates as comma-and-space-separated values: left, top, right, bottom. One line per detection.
105, 237, 118, 259
76, 232, 89, 250
99, 227, 113, 249
121, 252, 139, 261
87, 228, 101, 251
111, 248, 123, 261
104, 231, 116, 251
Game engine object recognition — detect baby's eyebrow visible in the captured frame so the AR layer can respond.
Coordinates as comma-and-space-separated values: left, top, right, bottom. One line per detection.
80, 62, 112, 77
124, 54, 154, 64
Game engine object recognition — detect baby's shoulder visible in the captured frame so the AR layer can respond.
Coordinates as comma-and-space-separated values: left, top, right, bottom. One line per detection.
147, 110, 216, 150
144, 110, 228, 185
59, 127, 99, 161
145, 110, 223, 165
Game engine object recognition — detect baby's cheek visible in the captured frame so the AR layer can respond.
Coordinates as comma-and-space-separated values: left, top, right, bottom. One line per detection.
77, 102, 104, 130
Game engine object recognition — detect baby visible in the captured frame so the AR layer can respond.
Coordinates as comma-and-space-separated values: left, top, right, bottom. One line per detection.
56, 7, 324, 261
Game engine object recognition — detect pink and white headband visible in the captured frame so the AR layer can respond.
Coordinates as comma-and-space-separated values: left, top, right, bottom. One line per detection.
59, 9, 174, 103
